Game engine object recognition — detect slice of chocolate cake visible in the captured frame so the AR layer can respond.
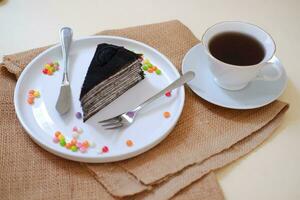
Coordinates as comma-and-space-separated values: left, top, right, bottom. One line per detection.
80, 43, 144, 122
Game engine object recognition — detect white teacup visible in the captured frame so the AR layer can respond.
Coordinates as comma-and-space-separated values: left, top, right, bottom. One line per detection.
202, 21, 282, 90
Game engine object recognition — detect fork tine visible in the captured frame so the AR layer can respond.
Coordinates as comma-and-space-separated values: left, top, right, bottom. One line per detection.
99, 118, 122, 125
98, 116, 121, 124
104, 123, 123, 130
102, 121, 123, 127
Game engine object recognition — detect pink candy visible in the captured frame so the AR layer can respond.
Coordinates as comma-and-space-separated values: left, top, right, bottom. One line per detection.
72, 126, 78, 132
76, 142, 82, 148
53, 137, 59, 143
79, 146, 87, 153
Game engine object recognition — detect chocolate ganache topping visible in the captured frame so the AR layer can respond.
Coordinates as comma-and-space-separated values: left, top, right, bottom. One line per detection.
80, 43, 141, 99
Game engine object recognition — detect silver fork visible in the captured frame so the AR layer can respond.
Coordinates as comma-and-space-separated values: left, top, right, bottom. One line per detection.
98, 71, 195, 130
55, 27, 73, 115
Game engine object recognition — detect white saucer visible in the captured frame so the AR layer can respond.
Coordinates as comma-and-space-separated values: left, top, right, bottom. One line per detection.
182, 44, 287, 109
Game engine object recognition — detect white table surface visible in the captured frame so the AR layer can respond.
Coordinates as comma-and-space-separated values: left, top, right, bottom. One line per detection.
1, 0, 299, 199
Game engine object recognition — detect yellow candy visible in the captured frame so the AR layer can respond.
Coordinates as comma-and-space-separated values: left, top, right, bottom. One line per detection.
143, 58, 150, 65
45, 64, 51, 69
49, 67, 55, 72
33, 91, 40, 98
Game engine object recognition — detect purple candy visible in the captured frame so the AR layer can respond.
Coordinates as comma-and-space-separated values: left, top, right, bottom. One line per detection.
127, 111, 135, 118
75, 112, 82, 119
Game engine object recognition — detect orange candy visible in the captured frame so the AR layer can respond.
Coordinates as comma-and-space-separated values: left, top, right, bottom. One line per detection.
82, 140, 89, 148
147, 68, 154, 73
27, 89, 40, 105
71, 138, 77, 145
65, 143, 72, 149
27, 97, 34, 105
152, 66, 157, 71
163, 111, 171, 118
58, 134, 64, 140
28, 90, 35, 95
126, 140, 133, 147
55, 131, 61, 137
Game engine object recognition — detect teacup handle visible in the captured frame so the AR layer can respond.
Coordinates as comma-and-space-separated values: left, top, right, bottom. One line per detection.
256, 60, 283, 81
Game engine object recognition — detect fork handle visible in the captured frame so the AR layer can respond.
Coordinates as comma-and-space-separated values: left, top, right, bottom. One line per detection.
135, 71, 195, 111
60, 27, 73, 84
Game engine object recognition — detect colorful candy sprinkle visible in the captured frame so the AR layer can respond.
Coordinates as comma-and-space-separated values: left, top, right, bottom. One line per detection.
79, 146, 87, 153
66, 143, 72, 149
146, 63, 153, 68
126, 140, 134, 147
27, 89, 40, 105
76, 142, 82, 148
101, 146, 109, 153
143, 58, 150, 65
28, 90, 35, 95
72, 126, 83, 134
163, 111, 171, 118
53, 137, 59, 143
165, 91, 171, 97
27, 98, 34, 105
42, 61, 60, 76
71, 138, 77, 145
53, 131, 94, 153
47, 70, 53, 75
42, 68, 48, 74
58, 134, 65, 140
147, 68, 154, 73
55, 131, 61, 137
75, 112, 82, 119
60, 139, 66, 147
53, 61, 59, 66
142, 58, 162, 76
142, 65, 149, 71
72, 126, 78, 132
155, 69, 162, 75
82, 140, 89, 148
33, 91, 40, 98
71, 146, 78, 152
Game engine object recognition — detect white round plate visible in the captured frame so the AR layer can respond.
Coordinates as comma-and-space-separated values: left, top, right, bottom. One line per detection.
182, 43, 287, 109
14, 36, 185, 163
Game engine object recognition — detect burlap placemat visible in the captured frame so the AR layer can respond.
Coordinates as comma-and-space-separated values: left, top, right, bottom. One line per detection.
0, 20, 288, 200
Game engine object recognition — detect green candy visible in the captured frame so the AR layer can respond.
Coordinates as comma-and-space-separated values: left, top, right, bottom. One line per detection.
71, 146, 78, 152
155, 69, 162, 75
142, 65, 149, 71
60, 139, 66, 146
53, 61, 59, 67
146, 63, 153, 67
